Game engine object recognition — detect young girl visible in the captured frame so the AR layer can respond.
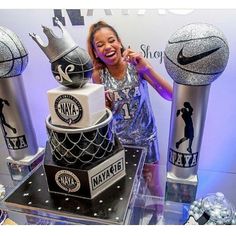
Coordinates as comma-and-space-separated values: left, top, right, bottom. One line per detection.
87, 21, 172, 164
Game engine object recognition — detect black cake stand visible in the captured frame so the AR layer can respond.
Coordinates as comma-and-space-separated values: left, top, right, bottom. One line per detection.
4, 146, 146, 225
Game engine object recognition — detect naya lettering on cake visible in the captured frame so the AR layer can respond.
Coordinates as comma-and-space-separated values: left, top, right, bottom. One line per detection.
54, 94, 83, 125
5, 135, 28, 150
168, 148, 198, 168
55, 170, 81, 193
140, 44, 163, 64
91, 159, 124, 190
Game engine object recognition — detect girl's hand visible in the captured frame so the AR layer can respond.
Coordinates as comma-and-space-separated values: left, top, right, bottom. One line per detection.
123, 47, 173, 101
105, 89, 114, 110
122, 47, 151, 74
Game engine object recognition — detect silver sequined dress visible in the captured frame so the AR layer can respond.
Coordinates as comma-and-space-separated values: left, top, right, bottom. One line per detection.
100, 63, 159, 163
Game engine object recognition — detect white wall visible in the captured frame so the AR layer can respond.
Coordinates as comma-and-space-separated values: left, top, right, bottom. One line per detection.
0, 9, 236, 174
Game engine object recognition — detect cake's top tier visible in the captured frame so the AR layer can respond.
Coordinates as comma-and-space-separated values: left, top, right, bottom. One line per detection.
30, 18, 93, 88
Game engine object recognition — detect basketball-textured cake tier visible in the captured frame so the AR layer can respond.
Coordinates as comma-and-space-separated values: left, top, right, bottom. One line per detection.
30, 17, 93, 88
51, 46, 93, 88
46, 108, 115, 167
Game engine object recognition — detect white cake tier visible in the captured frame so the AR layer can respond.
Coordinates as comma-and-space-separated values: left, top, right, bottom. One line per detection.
47, 83, 106, 128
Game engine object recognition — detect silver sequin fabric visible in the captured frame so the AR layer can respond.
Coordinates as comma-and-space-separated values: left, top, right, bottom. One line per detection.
100, 63, 159, 163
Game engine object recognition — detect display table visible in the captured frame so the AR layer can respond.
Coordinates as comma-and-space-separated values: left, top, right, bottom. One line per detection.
1, 145, 236, 225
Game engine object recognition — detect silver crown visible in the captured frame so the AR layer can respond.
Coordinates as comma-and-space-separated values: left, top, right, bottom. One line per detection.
29, 18, 77, 63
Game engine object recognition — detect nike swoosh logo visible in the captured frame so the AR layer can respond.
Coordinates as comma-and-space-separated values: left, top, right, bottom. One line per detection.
177, 47, 221, 65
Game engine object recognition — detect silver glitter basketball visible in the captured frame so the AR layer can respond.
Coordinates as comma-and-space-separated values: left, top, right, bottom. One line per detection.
164, 23, 229, 85
0, 27, 28, 78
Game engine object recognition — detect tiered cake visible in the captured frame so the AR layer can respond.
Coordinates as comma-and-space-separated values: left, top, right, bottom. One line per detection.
30, 18, 126, 199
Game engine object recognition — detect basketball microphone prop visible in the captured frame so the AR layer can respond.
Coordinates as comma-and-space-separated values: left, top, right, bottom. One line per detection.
164, 23, 229, 203
0, 26, 39, 161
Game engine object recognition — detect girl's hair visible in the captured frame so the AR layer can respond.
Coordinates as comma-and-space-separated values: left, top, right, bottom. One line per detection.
87, 21, 125, 70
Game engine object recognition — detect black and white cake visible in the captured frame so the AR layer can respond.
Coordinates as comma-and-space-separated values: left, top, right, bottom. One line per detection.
30, 18, 126, 199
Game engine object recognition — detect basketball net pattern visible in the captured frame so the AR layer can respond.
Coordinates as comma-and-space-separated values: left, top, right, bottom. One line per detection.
47, 125, 115, 165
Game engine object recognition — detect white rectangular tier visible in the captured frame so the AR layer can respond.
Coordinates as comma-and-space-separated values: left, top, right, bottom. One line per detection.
47, 83, 106, 128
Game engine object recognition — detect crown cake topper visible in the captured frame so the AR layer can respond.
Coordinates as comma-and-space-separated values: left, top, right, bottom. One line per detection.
29, 17, 77, 63
29, 18, 93, 88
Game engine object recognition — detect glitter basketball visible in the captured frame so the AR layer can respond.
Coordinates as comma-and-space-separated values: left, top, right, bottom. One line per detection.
164, 23, 229, 85
0, 27, 28, 78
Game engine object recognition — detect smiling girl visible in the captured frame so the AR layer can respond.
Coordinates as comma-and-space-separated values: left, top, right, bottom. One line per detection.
87, 21, 172, 165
